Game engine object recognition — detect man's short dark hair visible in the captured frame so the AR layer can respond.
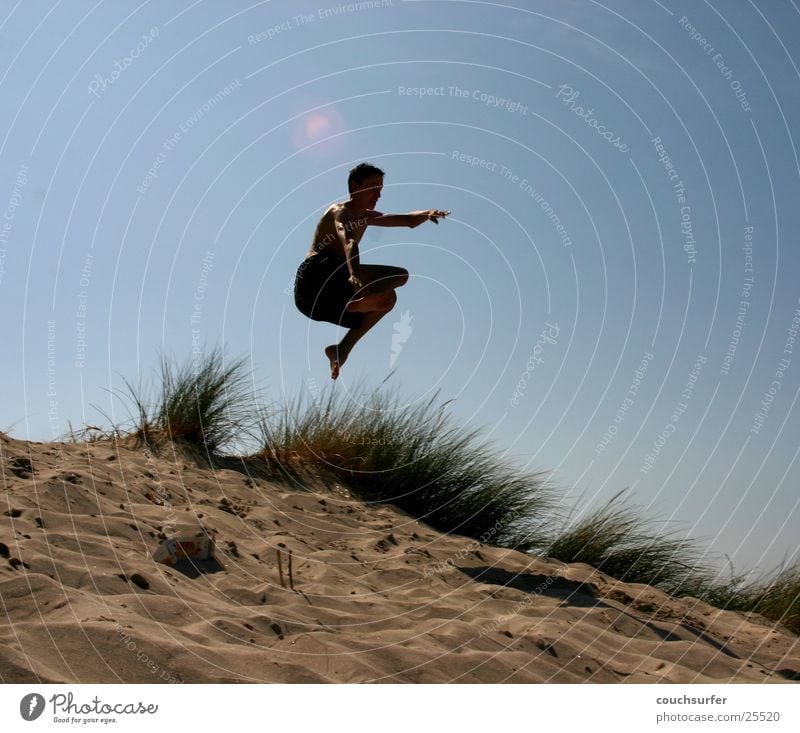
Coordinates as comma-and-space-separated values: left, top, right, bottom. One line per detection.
348, 162, 385, 192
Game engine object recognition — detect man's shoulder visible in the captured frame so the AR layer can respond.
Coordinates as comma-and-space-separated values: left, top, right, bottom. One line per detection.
324, 201, 348, 213
315, 202, 347, 224
331, 202, 352, 218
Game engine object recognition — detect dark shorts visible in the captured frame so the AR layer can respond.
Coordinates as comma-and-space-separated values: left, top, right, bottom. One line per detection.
294, 252, 365, 329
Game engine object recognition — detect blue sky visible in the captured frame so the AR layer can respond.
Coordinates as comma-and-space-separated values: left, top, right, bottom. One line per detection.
1, 0, 798, 574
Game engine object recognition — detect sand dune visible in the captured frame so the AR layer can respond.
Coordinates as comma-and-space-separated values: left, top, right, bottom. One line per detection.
1, 432, 797, 683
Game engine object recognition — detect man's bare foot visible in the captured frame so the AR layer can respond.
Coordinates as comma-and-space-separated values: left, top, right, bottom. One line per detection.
325, 344, 348, 380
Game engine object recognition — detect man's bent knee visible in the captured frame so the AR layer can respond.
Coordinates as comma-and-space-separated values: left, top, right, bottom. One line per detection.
381, 290, 397, 311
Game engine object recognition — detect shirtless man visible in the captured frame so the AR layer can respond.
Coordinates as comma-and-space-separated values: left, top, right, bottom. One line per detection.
294, 162, 449, 379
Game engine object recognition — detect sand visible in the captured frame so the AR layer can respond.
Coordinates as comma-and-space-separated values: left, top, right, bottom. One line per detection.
1, 431, 798, 683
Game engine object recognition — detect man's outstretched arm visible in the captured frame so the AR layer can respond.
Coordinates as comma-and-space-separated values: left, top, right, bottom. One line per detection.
365, 209, 450, 228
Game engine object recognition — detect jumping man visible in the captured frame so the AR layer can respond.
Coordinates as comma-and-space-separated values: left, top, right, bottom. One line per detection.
293, 163, 449, 379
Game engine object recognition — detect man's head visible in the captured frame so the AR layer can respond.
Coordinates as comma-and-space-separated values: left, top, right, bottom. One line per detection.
348, 162, 384, 210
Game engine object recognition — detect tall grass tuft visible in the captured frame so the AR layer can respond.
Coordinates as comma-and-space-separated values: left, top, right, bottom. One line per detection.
123, 347, 254, 455
690, 562, 800, 635
546, 492, 708, 596
546, 495, 800, 634
747, 563, 800, 634
258, 384, 555, 551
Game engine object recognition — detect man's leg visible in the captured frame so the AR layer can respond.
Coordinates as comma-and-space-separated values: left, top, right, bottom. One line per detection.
343, 264, 407, 307
358, 264, 409, 294
325, 290, 397, 379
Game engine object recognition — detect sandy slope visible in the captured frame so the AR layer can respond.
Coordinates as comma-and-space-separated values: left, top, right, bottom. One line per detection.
1, 432, 797, 684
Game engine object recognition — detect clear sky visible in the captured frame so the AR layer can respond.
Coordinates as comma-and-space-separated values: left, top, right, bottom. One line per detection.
1, 0, 798, 574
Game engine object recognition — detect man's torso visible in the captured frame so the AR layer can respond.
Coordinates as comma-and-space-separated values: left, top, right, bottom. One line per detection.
306, 202, 368, 259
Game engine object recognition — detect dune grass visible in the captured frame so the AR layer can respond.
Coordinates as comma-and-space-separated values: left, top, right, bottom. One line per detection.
746, 564, 800, 634
544, 492, 707, 596
544, 496, 800, 632
258, 385, 555, 551
121, 347, 254, 455
688, 562, 800, 635
544, 495, 800, 632
76, 350, 798, 635
257, 381, 798, 634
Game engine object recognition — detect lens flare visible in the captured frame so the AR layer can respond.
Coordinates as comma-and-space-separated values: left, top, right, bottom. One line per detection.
289, 107, 347, 157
